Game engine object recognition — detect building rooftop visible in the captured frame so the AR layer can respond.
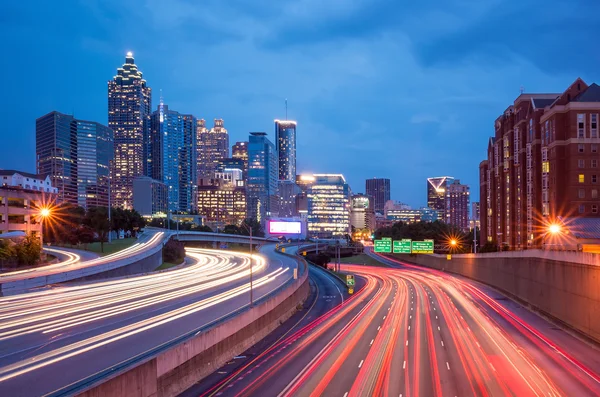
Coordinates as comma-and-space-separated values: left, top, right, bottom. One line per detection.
0, 170, 48, 180
574, 83, 600, 102
531, 97, 558, 108
560, 217, 600, 239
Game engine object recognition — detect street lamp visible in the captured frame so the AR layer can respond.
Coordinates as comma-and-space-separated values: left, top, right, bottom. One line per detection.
549, 224, 561, 235
240, 221, 254, 306
544, 223, 562, 250
38, 207, 52, 249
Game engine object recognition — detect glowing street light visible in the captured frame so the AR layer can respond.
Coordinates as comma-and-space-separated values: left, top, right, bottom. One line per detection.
40, 208, 51, 218
450, 239, 458, 247
548, 224, 561, 234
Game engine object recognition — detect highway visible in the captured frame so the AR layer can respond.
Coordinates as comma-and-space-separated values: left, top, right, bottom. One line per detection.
191, 250, 600, 397
0, 245, 297, 396
0, 230, 166, 284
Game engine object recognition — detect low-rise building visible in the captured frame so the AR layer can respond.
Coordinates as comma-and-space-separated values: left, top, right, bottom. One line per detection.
197, 178, 247, 229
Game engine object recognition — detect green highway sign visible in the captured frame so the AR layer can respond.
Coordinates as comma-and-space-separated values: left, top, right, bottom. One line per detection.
374, 239, 392, 253
411, 240, 434, 254
382, 237, 392, 241
393, 239, 412, 253
346, 274, 355, 287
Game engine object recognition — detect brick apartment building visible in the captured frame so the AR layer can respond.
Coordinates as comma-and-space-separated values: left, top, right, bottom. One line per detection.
480, 78, 600, 249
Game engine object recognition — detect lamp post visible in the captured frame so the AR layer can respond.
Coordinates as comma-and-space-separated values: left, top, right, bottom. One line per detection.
544, 223, 561, 250
39, 207, 51, 251
241, 221, 254, 306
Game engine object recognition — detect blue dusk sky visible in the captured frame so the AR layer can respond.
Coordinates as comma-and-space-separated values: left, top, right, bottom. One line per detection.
1, 0, 599, 207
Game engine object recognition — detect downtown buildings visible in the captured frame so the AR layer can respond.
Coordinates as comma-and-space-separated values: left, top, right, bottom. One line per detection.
247, 132, 278, 223
365, 178, 390, 214
197, 119, 229, 180
350, 194, 375, 233
306, 174, 351, 238
108, 52, 151, 209
36, 111, 113, 209
480, 78, 600, 249
426, 176, 470, 231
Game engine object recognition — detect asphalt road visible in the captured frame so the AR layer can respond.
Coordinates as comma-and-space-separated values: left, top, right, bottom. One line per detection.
0, 230, 165, 283
184, 249, 600, 397
0, 245, 297, 396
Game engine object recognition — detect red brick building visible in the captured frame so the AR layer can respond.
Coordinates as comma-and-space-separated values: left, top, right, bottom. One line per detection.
480, 79, 600, 249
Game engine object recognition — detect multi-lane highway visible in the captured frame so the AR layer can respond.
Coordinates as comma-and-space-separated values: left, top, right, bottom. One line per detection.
0, 245, 297, 396
191, 250, 600, 397
0, 230, 165, 284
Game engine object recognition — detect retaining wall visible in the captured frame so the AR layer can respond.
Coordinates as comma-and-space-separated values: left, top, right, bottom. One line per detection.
76, 262, 309, 397
393, 253, 600, 343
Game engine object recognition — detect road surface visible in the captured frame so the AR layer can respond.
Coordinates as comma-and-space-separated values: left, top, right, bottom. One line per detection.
0, 245, 297, 396
190, 250, 600, 397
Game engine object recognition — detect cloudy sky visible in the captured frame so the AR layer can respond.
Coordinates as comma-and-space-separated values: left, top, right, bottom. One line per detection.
2, 0, 598, 207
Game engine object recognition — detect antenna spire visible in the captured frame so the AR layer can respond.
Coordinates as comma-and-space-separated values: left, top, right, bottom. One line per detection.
160, 89, 163, 105
285, 98, 288, 120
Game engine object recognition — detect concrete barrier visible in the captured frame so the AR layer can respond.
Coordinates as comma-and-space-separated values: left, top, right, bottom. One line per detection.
391, 253, 600, 343
72, 259, 309, 397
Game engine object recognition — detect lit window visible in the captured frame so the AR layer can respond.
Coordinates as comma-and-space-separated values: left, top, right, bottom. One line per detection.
579, 174, 585, 183
542, 162, 550, 173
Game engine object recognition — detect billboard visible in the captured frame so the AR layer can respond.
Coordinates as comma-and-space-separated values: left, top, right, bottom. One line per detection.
269, 220, 302, 235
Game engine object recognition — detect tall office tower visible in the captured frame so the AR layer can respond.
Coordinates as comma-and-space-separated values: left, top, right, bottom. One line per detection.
447, 179, 470, 231
365, 178, 390, 214
108, 52, 151, 209
36, 112, 78, 204
426, 176, 455, 221
232, 141, 249, 175
149, 102, 196, 213
196, 119, 208, 180
307, 174, 351, 238
480, 78, 600, 249
74, 120, 113, 209
197, 119, 229, 179
36, 111, 113, 208
247, 132, 278, 223
275, 120, 297, 181
278, 180, 302, 217
350, 194, 375, 232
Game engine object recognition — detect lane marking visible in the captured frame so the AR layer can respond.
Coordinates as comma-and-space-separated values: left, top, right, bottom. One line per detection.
403, 360, 406, 369
438, 326, 440, 331
406, 340, 408, 346
358, 360, 364, 368
446, 362, 450, 370
441, 340, 444, 347
370, 339, 374, 346
408, 326, 411, 330
383, 316, 386, 320
343, 393, 348, 397
377, 326, 381, 331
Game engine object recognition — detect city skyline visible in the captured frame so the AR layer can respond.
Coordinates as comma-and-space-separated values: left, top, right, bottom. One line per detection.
3, 2, 599, 207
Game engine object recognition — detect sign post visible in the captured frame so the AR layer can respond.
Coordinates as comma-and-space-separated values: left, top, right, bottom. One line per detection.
393, 239, 412, 253
374, 239, 392, 253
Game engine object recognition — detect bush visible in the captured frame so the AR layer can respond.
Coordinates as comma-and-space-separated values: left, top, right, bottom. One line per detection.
163, 238, 185, 264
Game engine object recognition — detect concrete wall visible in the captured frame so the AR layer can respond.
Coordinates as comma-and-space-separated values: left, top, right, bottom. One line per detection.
77, 264, 309, 397
394, 253, 600, 343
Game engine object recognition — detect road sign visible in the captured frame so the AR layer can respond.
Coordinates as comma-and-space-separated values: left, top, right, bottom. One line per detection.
381, 237, 392, 241
374, 239, 392, 253
393, 239, 412, 253
411, 240, 434, 254
348, 288, 354, 294
346, 274, 355, 287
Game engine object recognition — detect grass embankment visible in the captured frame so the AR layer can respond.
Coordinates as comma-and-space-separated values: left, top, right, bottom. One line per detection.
155, 261, 182, 271
85, 238, 137, 256
337, 254, 388, 267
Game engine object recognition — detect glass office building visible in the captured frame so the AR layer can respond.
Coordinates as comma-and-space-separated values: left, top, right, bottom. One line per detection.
150, 102, 197, 213
108, 52, 151, 209
275, 120, 297, 181
36, 111, 113, 209
307, 174, 351, 238
247, 132, 278, 223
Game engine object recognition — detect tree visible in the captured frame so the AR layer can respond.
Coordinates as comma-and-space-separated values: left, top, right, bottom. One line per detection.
76, 225, 96, 249
14, 235, 42, 267
0, 239, 15, 262
163, 238, 185, 264
193, 224, 213, 232
241, 218, 264, 237
84, 207, 110, 253
222, 224, 242, 235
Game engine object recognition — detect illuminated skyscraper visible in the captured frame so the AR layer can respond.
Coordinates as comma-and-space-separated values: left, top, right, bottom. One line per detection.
307, 174, 351, 238
247, 132, 278, 223
108, 52, 151, 209
149, 101, 197, 213
197, 119, 229, 179
232, 141, 249, 176
426, 176, 455, 221
275, 120, 297, 181
365, 178, 390, 214
36, 111, 113, 209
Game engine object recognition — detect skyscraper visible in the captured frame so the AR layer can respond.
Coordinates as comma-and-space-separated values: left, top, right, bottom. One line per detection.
350, 194, 375, 232
232, 141, 249, 176
197, 119, 229, 179
447, 179, 470, 231
427, 176, 455, 220
365, 178, 390, 214
108, 52, 151, 209
247, 132, 278, 223
149, 101, 196, 213
36, 111, 113, 209
275, 120, 297, 181
307, 174, 351, 238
